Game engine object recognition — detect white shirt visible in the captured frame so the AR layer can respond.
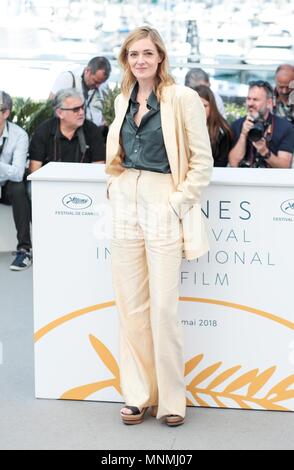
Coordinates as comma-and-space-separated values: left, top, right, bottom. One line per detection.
51, 69, 108, 127
0, 121, 29, 187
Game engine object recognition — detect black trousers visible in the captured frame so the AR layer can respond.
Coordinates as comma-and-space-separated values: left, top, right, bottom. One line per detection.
0, 181, 31, 251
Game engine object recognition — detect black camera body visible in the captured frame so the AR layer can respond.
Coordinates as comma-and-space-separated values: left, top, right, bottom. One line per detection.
248, 118, 269, 143
239, 115, 272, 168
239, 154, 269, 168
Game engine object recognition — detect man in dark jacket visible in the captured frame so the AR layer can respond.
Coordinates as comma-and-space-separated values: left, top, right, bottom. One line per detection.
29, 88, 105, 174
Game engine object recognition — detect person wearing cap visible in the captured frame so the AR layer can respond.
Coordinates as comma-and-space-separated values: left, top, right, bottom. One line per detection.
0, 91, 31, 271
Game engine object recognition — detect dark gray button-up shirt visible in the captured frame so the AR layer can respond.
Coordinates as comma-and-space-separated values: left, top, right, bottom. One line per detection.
121, 83, 171, 173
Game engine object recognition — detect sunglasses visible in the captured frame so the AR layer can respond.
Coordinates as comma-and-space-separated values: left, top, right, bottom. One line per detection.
60, 104, 85, 113
249, 80, 273, 95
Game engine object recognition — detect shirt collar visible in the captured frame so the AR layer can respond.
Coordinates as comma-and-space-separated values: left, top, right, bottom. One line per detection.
0, 122, 9, 139
130, 82, 159, 110
130, 82, 139, 104
147, 90, 159, 110
51, 118, 79, 139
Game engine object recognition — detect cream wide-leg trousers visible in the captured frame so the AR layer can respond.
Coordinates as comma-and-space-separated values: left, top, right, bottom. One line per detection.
108, 168, 186, 419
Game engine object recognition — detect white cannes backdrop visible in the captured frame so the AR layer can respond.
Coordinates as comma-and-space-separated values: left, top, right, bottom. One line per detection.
30, 164, 294, 412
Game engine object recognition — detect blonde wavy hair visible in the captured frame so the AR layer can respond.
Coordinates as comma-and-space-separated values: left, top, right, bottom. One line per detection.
118, 26, 175, 101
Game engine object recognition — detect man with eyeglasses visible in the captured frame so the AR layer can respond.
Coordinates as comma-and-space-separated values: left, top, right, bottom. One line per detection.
273, 64, 294, 127
0, 90, 32, 271
49, 57, 111, 134
229, 80, 294, 168
28, 88, 105, 175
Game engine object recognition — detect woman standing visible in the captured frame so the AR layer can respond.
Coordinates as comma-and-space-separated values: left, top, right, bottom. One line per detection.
106, 26, 213, 426
193, 85, 232, 167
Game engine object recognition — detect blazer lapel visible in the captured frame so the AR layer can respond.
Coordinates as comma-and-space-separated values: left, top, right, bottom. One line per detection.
107, 93, 129, 167
108, 85, 179, 187
160, 85, 179, 187
115, 94, 129, 130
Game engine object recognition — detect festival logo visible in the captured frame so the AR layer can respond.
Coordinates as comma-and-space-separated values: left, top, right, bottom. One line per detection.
62, 193, 92, 210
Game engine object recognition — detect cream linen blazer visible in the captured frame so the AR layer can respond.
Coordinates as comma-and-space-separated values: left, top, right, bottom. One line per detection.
105, 84, 213, 261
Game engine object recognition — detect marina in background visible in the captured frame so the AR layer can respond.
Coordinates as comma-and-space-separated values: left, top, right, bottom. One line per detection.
0, 0, 293, 100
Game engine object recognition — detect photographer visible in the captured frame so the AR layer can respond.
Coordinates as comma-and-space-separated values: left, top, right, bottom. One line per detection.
273, 64, 294, 127
49, 56, 111, 141
229, 80, 294, 168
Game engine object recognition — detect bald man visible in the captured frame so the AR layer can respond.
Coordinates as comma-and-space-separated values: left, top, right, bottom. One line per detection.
274, 64, 294, 126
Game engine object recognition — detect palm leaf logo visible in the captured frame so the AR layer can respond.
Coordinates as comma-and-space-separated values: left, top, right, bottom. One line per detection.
186, 355, 294, 411
61, 335, 121, 400
61, 341, 294, 411
35, 299, 294, 409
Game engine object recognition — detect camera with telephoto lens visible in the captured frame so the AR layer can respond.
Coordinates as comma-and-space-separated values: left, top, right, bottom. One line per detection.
247, 117, 269, 143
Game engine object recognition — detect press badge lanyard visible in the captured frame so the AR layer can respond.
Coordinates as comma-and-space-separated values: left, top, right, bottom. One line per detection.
53, 126, 88, 163
0, 138, 6, 157
0, 124, 8, 158
81, 75, 97, 113
68, 71, 97, 119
